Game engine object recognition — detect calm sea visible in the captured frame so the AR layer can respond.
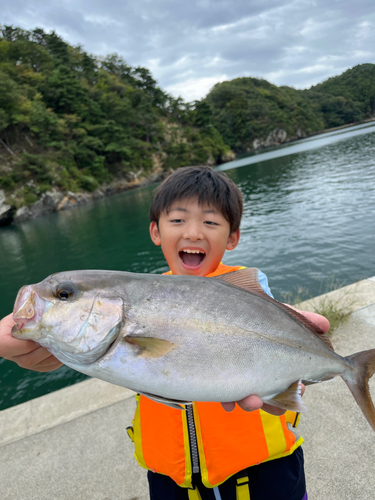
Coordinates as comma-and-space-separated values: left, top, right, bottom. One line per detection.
1, 122, 375, 410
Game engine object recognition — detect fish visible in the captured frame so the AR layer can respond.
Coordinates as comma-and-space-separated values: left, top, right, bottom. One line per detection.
11, 267, 375, 429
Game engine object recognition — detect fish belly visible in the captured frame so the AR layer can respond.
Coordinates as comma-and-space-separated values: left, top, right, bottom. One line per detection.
68, 323, 346, 403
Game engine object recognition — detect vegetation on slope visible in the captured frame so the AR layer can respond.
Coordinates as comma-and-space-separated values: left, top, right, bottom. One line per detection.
204, 78, 324, 151
0, 26, 231, 209
1, 25, 374, 213
310, 64, 375, 112
204, 65, 375, 152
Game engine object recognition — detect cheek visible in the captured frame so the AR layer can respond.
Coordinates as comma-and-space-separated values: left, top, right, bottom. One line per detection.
162, 246, 177, 265
42, 296, 123, 352
210, 234, 228, 251
42, 298, 93, 339
160, 234, 178, 253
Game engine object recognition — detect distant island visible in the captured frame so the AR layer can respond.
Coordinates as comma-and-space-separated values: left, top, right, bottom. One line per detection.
1, 25, 375, 225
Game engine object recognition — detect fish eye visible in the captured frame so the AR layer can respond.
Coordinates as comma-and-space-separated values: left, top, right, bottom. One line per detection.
57, 290, 71, 300
56, 282, 77, 301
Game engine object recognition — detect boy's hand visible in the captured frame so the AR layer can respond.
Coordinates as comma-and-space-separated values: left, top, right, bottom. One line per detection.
221, 308, 330, 415
0, 313, 63, 372
221, 391, 306, 416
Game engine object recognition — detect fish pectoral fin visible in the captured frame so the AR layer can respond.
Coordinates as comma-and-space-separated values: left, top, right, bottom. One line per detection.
125, 336, 176, 358
263, 381, 307, 412
139, 391, 193, 410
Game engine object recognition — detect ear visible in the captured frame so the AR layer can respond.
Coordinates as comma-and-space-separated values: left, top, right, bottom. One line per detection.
149, 221, 161, 246
226, 229, 240, 251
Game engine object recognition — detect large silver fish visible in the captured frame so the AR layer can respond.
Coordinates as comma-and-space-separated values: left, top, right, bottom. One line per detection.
11, 268, 375, 429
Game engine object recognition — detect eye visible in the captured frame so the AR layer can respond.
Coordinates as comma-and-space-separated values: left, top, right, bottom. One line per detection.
56, 282, 77, 301
57, 290, 71, 300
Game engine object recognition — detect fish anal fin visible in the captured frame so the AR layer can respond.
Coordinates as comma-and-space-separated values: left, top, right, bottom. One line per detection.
139, 391, 192, 410
263, 381, 307, 412
125, 336, 176, 358
302, 374, 336, 386
215, 268, 334, 351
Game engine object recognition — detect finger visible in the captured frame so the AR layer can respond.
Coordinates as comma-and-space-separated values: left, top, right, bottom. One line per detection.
236, 395, 264, 412
32, 353, 63, 368
31, 360, 64, 372
302, 311, 330, 333
287, 306, 330, 333
0, 314, 42, 359
0, 313, 16, 329
12, 347, 60, 371
221, 402, 235, 412
0, 337, 42, 358
221, 395, 263, 413
222, 382, 307, 415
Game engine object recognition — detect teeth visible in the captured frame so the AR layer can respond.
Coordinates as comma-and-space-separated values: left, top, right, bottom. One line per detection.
181, 249, 205, 254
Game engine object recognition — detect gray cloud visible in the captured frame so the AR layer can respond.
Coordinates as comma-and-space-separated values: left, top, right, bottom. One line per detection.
2, 0, 375, 100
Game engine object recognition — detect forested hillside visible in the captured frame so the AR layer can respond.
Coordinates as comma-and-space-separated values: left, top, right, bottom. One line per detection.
204, 64, 375, 152
310, 64, 375, 111
204, 78, 323, 152
0, 25, 374, 222
0, 26, 231, 213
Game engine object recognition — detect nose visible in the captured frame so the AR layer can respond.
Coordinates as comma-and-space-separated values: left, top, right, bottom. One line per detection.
183, 221, 204, 241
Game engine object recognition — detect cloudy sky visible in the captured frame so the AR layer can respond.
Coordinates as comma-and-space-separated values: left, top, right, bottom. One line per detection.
2, 0, 374, 101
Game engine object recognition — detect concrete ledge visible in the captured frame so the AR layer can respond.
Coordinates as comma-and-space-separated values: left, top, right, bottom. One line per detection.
0, 378, 135, 447
0, 396, 148, 500
298, 276, 375, 316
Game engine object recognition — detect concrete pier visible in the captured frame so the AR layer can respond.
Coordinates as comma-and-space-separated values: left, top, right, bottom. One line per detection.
1, 277, 375, 500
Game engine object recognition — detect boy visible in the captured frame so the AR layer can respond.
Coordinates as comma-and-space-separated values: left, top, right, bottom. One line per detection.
130, 166, 329, 500
0, 166, 329, 500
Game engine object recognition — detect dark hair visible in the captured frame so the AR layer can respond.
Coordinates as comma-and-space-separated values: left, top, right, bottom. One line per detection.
150, 166, 243, 233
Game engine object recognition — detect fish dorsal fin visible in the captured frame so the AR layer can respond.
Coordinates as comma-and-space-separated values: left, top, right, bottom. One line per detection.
125, 336, 176, 358
215, 268, 334, 351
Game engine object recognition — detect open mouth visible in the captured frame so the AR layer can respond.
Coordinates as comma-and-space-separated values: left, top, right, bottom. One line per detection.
179, 249, 206, 269
12, 285, 51, 337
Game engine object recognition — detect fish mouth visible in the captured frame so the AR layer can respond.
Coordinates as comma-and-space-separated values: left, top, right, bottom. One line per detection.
178, 249, 206, 269
12, 285, 51, 338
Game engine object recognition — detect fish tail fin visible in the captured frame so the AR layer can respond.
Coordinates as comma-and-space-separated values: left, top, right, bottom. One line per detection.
343, 349, 375, 431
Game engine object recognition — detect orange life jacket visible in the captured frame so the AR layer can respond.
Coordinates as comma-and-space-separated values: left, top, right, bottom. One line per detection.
127, 264, 303, 489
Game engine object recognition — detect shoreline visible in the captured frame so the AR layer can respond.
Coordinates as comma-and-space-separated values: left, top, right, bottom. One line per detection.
290, 116, 375, 140
241, 116, 375, 157
1, 117, 375, 227
0, 168, 170, 227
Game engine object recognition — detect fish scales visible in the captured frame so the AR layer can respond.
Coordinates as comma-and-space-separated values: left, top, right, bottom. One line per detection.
11, 269, 375, 430
101, 276, 346, 401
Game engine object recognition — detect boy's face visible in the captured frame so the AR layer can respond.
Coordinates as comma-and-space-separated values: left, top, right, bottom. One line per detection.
149, 198, 240, 276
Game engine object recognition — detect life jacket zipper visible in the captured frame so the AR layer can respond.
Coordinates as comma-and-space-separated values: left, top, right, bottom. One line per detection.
186, 405, 200, 474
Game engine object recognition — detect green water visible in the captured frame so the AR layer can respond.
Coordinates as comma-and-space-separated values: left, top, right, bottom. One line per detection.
1, 122, 375, 410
